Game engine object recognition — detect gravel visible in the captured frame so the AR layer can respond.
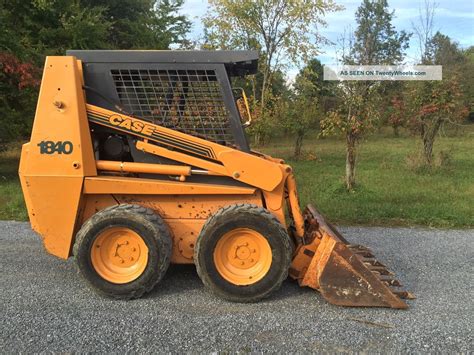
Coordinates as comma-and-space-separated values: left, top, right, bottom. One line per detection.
0, 221, 472, 352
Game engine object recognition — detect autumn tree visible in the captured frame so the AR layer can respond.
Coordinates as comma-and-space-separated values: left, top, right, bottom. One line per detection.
460, 46, 474, 121
387, 95, 406, 137
203, 0, 340, 144
0, 53, 40, 142
321, 0, 410, 190
405, 32, 468, 165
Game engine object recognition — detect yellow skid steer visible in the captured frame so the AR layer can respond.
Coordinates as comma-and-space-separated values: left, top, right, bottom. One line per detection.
19, 51, 413, 308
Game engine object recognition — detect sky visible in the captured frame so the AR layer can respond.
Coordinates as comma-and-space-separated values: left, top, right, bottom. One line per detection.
180, 0, 474, 78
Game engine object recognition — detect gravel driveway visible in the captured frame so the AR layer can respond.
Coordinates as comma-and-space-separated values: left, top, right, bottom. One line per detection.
0, 221, 472, 352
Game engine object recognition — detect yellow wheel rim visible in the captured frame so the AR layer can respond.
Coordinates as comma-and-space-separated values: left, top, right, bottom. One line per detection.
91, 227, 149, 284
213, 228, 272, 286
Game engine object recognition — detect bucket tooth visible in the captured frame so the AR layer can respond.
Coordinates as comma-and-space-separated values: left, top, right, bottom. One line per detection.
357, 251, 374, 258
350, 248, 374, 258
361, 257, 386, 267
348, 244, 371, 252
290, 204, 413, 309
368, 265, 394, 276
378, 275, 402, 287
392, 290, 417, 300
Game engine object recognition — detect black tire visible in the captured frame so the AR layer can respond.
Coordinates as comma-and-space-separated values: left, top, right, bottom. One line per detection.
73, 204, 172, 299
194, 204, 292, 303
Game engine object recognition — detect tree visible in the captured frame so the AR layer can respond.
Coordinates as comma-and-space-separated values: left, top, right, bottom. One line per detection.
0, 52, 40, 143
405, 0, 469, 165
81, 0, 191, 49
321, 83, 380, 189
284, 97, 320, 159
284, 58, 332, 159
0, 0, 191, 143
405, 32, 468, 165
405, 78, 467, 165
203, 0, 340, 136
322, 0, 410, 190
412, 0, 437, 64
460, 46, 474, 121
151, 0, 192, 49
387, 95, 406, 137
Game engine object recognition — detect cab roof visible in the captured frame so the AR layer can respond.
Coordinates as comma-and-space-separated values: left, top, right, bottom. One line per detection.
66, 50, 259, 76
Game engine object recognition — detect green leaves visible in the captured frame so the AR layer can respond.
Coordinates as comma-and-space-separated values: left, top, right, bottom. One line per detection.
203, 0, 341, 115
0, 0, 192, 143
351, 0, 411, 66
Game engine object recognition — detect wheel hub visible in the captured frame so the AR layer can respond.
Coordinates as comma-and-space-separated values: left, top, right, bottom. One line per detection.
230, 240, 259, 268
110, 237, 140, 266
91, 227, 149, 284
214, 228, 272, 285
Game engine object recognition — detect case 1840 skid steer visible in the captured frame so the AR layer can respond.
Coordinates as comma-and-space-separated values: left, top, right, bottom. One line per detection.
19, 50, 414, 308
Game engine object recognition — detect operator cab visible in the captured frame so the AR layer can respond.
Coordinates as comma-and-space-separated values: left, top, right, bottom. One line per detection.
67, 50, 258, 154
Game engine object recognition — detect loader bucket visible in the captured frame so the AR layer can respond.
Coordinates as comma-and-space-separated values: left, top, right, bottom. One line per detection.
289, 205, 415, 309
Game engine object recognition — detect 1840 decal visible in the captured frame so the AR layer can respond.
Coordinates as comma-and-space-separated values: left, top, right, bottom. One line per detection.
38, 140, 73, 155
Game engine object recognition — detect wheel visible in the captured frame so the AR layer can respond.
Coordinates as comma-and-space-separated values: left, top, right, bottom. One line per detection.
73, 204, 172, 299
194, 204, 292, 302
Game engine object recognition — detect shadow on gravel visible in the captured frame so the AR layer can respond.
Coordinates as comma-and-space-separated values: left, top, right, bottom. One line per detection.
145, 264, 203, 299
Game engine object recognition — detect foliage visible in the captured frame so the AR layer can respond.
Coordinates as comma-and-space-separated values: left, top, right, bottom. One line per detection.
282, 98, 320, 159
404, 76, 468, 164
203, 0, 340, 112
349, 0, 410, 65
283, 58, 332, 159
0, 0, 191, 143
0, 52, 41, 143
323, 0, 410, 190
247, 92, 280, 146
387, 95, 406, 136
404, 29, 469, 165
461, 46, 474, 121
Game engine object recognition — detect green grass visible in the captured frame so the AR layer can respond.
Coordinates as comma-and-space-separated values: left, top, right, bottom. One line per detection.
1, 128, 473, 227
0, 142, 27, 221
260, 127, 474, 228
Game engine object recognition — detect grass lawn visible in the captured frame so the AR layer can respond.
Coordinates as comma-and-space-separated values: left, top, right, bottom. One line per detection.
1, 128, 473, 227
0, 142, 27, 221
260, 127, 474, 228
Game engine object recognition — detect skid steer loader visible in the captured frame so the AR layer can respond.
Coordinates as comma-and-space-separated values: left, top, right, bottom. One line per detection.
19, 50, 414, 308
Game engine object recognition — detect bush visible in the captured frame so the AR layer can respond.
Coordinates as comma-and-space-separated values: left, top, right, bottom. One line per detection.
405, 149, 453, 172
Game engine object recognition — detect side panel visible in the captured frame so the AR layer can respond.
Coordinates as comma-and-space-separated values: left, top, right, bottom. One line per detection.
80, 193, 263, 264
18, 56, 96, 259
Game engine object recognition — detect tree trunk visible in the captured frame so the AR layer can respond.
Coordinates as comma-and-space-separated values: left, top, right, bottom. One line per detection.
294, 132, 304, 159
261, 73, 267, 113
346, 132, 357, 190
253, 126, 267, 146
254, 130, 262, 146
422, 118, 443, 165
422, 136, 434, 165
393, 125, 399, 137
